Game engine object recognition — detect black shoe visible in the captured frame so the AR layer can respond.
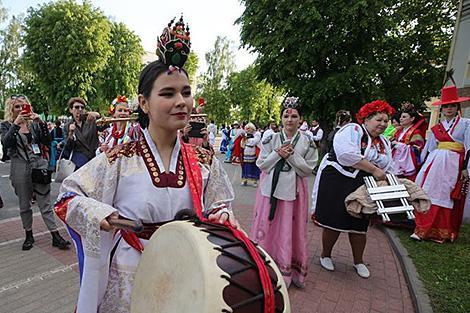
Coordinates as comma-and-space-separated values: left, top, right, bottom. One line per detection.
51, 231, 71, 250
22, 230, 34, 251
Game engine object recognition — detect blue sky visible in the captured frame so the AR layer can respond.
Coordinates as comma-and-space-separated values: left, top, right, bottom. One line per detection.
2, 0, 257, 72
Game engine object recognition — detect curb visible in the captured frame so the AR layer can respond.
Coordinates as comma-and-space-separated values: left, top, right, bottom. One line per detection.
380, 226, 433, 313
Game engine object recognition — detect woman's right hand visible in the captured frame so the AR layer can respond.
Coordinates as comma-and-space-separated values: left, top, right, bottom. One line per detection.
372, 168, 387, 181
100, 212, 119, 231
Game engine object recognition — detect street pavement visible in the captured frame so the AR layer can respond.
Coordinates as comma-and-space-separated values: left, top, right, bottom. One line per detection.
0, 152, 415, 313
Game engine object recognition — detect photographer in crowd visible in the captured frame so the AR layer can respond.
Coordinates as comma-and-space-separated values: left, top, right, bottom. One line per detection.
0, 95, 70, 250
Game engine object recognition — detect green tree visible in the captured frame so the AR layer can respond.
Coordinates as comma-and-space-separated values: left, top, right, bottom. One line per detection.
199, 36, 235, 123
226, 66, 282, 126
92, 21, 143, 112
237, 0, 456, 122
185, 51, 199, 85
0, 13, 24, 106
23, 0, 112, 114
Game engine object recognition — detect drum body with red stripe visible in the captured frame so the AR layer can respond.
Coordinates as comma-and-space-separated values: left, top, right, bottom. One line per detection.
131, 220, 290, 313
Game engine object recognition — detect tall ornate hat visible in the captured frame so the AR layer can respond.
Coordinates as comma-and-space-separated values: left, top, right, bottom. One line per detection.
432, 85, 470, 106
282, 96, 300, 110
156, 15, 191, 69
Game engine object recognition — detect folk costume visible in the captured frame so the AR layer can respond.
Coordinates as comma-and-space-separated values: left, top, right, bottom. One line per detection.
54, 17, 234, 313
391, 103, 427, 181
230, 125, 245, 164
97, 96, 141, 155
219, 126, 230, 153
312, 101, 395, 234
240, 123, 261, 185
250, 97, 318, 287
414, 85, 470, 242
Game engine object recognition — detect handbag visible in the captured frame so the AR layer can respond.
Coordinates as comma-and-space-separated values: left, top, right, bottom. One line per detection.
31, 168, 52, 184
17, 132, 52, 185
54, 149, 76, 183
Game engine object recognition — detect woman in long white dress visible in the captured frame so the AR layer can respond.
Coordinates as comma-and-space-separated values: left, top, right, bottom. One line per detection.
54, 17, 239, 313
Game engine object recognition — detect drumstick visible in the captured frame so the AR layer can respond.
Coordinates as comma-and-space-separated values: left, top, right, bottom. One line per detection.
108, 218, 144, 233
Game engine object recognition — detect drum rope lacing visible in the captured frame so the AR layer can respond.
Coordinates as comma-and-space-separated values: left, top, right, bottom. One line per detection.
197, 221, 278, 313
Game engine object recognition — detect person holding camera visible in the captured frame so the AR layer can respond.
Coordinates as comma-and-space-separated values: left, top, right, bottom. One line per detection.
0, 95, 70, 250
62, 97, 101, 169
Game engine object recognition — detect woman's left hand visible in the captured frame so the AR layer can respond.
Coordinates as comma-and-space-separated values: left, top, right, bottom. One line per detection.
462, 169, 469, 181
208, 206, 240, 229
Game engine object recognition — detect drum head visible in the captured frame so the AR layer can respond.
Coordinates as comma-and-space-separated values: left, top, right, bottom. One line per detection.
131, 220, 290, 313
131, 221, 232, 313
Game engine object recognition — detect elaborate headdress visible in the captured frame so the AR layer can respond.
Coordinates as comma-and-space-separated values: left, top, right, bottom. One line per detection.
282, 96, 300, 110
109, 95, 129, 115
400, 101, 415, 113
356, 100, 395, 124
156, 15, 191, 69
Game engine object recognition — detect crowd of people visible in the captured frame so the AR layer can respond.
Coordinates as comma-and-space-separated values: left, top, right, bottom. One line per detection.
0, 15, 468, 313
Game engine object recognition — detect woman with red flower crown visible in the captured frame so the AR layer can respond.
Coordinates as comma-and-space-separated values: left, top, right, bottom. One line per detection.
312, 100, 395, 279
412, 85, 470, 243
96, 96, 141, 154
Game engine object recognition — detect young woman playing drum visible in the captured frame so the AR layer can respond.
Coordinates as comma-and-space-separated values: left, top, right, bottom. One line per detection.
312, 100, 395, 279
54, 17, 239, 313
250, 97, 318, 288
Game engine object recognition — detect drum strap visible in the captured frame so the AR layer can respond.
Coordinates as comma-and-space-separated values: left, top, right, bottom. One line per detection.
182, 142, 275, 312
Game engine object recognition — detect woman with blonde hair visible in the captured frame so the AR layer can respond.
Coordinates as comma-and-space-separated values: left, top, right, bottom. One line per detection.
0, 95, 70, 250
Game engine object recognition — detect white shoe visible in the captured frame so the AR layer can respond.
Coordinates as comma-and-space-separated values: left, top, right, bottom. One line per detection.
410, 233, 422, 241
353, 263, 370, 278
320, 257, 335, 271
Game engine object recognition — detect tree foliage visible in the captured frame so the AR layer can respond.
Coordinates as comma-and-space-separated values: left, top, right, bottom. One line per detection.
185, 51, 199, 85
226, 66, 282, 126
23, 0, 112, 114
198, 36, 281, 126
199, 36, 235, 124
237, 0, 456, 122
92, 21, 143, 112
0, 13, 24, 105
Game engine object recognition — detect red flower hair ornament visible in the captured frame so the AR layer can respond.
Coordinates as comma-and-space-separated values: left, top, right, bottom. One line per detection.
109, 95, 129, 115
356, 100, 395, 124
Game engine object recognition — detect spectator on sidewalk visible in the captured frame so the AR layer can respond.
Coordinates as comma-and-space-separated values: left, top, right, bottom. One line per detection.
312, 100, 394, 279
0, 95, 70, 251
49, 119, 64, 170
250, 97, 317, 288
62, 97, 101, 170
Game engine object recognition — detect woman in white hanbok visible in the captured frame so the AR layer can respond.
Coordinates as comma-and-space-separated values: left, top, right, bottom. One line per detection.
413, 85, 470, 243
54, 22, 239, 313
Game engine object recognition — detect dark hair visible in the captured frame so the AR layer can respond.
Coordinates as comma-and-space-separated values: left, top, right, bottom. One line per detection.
280, 106, 303, 117
67, 97, 86, 109
335, 110, 351, 127
400, 102, 421, 125
391, 112, 401, 123
137, 60, 189, 128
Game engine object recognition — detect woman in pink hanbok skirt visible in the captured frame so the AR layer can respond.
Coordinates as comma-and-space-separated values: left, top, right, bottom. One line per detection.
250, 97, 317, 288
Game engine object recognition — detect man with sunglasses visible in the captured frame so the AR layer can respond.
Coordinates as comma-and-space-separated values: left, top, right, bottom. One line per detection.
62, 97, 101, 169
0, 94, 71, 250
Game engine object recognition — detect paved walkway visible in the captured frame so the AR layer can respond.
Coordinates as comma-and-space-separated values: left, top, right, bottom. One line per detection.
0, 156, 415, 313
